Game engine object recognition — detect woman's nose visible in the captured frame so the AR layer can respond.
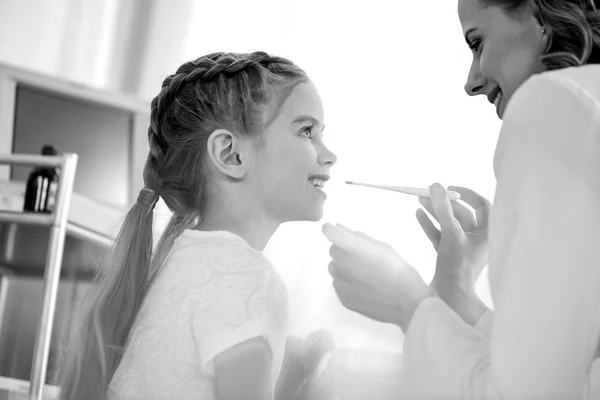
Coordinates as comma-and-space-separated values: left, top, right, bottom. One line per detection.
465, 60, 486, 96
465, 81, 485, 96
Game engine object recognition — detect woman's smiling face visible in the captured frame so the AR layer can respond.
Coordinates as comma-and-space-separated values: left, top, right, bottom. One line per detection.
458, 0, 548, 119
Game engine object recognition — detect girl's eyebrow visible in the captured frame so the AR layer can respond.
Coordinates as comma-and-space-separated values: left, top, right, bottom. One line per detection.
292, 115, 321, 125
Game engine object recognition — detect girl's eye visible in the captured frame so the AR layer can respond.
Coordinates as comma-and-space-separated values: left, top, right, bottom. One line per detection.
301, 126, 314, 139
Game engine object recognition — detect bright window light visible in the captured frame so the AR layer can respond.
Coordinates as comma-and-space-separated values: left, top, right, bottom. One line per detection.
184, 0, 501, 352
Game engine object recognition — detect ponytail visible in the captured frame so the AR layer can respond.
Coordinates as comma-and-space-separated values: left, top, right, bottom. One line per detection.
54, 188, 191, 400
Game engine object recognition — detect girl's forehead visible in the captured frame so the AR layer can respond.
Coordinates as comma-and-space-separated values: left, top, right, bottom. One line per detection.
259, 81, 324, 135
277, 83, 323, 120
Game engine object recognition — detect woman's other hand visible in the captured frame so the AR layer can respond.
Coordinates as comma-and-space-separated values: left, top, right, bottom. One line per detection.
322, 223, 435, 332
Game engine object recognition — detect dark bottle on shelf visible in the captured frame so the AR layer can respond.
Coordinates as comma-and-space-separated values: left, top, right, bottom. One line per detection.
23, 145, 59, 213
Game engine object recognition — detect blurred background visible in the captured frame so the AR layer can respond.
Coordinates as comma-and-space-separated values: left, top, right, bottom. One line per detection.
0, 0, 501, 398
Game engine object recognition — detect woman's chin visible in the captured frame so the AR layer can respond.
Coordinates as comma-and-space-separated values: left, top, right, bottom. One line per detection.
497, 98, 507, 120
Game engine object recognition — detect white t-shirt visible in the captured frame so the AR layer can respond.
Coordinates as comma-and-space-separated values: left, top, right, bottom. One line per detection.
109, 230, 288, 400
402, 65, 600, 399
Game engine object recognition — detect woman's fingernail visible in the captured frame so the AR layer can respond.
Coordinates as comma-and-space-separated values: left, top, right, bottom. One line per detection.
430, 183, 444, 198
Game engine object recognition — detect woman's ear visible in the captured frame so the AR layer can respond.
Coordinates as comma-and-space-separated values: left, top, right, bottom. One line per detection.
531, 12, 550, 50
206, 129, 251, 179
539, 24, 550, 53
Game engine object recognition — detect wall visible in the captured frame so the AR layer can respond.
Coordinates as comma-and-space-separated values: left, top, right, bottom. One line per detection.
0, 0, 195, 97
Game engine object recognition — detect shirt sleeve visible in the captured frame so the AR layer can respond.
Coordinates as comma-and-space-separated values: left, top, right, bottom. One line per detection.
191, 257, 288, 376
402, 72, 600, 400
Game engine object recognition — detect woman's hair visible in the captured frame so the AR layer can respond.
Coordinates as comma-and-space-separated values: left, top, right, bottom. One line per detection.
480, 0, 600, 68
54, 51, 308, 400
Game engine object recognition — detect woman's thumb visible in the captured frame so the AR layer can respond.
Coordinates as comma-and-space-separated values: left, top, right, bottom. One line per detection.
429, 183, 458, 230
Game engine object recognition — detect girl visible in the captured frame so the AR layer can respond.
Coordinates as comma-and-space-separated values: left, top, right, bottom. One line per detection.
55, 51, 337, 400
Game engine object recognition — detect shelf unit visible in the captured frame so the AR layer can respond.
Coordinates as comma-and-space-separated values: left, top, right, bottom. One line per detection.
0, 153, 115, 400
0, 211, 112, 248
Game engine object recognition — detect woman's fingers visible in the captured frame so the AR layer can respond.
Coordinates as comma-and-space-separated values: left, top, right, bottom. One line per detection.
328, 261, 344, 281
335, 223, 372, 243
449, 201, 477, 231
418, 196, 437, 222
428, 184, 461, 232
447, 186, 492, 229
416, 208, 440, 251
419, 193, 477, 231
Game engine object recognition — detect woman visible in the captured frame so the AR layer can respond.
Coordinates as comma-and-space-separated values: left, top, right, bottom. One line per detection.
323, 0, 600, 398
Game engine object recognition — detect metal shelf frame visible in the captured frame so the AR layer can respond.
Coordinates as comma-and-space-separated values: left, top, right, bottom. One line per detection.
0, 152, 80, 400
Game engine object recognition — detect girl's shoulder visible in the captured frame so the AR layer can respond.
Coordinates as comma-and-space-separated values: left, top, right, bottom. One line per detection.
171, 229, 275, 272
160, 230, 286, 302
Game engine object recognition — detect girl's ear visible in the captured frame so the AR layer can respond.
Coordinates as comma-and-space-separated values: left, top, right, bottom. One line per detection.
206, 129, 252, 180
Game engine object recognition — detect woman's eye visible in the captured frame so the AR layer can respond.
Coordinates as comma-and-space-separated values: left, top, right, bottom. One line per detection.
470, 39, 482, 54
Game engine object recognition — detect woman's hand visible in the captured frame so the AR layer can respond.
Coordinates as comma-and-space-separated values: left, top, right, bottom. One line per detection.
322, 223, 435, 333
416, 183, 491, 325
